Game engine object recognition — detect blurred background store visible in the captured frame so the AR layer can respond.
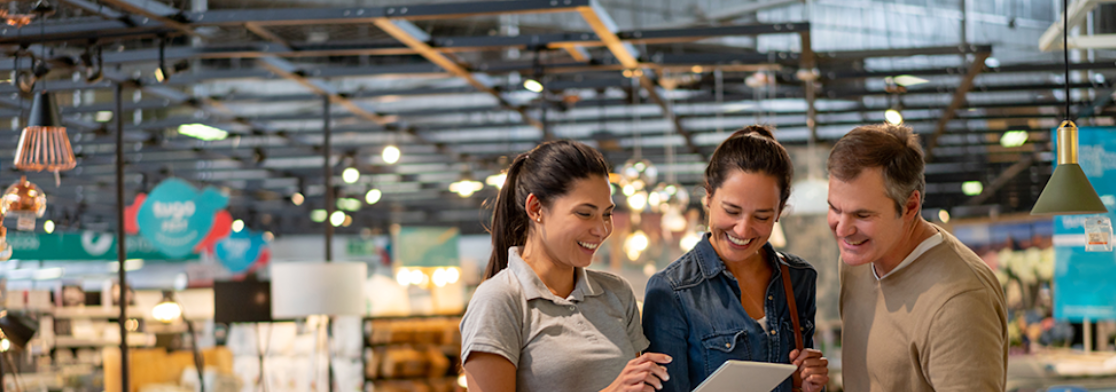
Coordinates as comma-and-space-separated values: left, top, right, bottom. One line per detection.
0, 0, 1112, 391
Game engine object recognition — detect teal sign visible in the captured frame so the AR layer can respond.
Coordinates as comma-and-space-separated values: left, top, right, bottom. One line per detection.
137, 178, 229, 258
393, 227, 459, 267
8, 231, 195, 261
1053, 126, 1116, 321
215, 229, 266, 273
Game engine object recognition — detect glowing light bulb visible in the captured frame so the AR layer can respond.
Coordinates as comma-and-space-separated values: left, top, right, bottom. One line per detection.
382, 145, 401, 164
365, 189, 382, 205
342, 167, 360, 184
231, 219, 245, 232
330, 211, 346, 227
152, 300, 182, 323
884, 109, 903, 125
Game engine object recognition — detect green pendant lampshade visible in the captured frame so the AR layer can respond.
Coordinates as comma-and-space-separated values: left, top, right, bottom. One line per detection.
1031, 121, 1108, 215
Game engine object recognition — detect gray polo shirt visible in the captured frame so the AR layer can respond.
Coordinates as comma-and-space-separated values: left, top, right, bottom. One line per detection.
461, 247, 650, 392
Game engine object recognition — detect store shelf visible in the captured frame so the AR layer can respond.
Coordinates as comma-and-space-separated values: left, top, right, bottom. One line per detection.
52, 307, 148, 319
54, 334, 155, 348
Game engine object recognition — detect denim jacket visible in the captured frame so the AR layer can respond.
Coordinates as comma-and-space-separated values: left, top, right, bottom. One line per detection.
642, 233, 817, 392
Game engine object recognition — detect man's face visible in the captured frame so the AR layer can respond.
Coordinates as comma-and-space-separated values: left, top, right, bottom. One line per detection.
826, 167, 913, 267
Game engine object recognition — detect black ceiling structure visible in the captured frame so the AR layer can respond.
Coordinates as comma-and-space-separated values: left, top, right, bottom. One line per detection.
0, 0, 1100, 236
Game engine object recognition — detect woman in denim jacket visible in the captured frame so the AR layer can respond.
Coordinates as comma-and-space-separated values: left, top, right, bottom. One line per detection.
642, 126, 829, 392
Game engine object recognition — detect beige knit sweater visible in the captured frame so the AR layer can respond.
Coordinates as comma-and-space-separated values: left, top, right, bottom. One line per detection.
840, 227, 1008, 392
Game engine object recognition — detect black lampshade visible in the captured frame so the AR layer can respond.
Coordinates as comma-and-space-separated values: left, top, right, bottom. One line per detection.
0, 312, 38, 349
27, 91, 62, 129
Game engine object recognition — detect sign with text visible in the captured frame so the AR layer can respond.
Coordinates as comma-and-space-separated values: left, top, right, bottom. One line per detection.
136, 178, 229, 258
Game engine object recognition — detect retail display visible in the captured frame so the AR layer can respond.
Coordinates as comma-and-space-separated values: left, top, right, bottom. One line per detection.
364, 317, 462, 392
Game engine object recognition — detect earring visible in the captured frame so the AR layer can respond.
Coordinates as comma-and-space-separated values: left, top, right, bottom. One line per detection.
536, 217, 541, 223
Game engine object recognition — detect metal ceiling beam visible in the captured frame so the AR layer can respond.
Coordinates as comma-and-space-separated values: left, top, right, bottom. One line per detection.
371, 18, 546, 135
95, 0, 202, 38
925, 51, 990, 161
655, 0, 803, 28
1038, 0, 1107, 52
257, 56, 395, 126
576, 0, 701, 156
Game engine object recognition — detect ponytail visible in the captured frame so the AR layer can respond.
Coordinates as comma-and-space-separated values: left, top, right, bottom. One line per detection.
486, 154, 530, 279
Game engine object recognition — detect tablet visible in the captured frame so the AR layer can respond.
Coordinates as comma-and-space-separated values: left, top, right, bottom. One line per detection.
692, 360, 797, 392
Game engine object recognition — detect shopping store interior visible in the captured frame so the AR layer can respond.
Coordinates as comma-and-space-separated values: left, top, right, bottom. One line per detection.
0, 0, 1112, 391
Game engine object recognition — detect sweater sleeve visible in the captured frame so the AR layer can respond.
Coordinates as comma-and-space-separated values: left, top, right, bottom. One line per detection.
922, 290, 1007, 392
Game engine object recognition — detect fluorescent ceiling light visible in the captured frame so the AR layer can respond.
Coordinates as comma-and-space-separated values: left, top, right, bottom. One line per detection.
962, 181, 983, 196
178, 123, 229, 141
887, 75, 929, 87
1000, 130, 1029, 148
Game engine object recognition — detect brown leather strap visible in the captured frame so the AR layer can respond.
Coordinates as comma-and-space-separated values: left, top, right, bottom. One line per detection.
779, 254, 804, 391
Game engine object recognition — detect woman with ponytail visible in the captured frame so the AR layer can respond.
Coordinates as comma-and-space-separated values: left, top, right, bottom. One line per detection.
642, 126, 829, 392
460, 140, 671, 392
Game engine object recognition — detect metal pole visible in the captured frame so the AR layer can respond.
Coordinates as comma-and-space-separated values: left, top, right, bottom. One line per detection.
114, 82, 130, 392
323, 95, 332, 262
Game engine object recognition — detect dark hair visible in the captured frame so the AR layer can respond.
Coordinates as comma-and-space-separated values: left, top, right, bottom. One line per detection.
486, 140, 611, 279
827, 123, 925, 214
704, 125, 794, 211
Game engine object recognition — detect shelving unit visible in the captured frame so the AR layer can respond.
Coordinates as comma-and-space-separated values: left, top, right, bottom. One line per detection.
363, 316, 463, 392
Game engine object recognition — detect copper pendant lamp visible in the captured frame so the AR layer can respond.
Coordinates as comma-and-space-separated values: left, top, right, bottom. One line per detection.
14, 91, 76, 173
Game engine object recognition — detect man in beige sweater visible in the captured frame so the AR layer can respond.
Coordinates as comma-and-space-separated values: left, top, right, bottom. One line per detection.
826, 123, 1008, 392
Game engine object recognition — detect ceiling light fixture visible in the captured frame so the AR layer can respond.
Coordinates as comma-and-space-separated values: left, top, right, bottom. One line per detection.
884, 108, 903, 125
382, 145, 401, 164
365, 189, 382, 205
178, 123, 228, 141
342, 167, 360, 184
1000, 130, 1029, 148
1031, 0, 1108, 216
962, 181, 984, 196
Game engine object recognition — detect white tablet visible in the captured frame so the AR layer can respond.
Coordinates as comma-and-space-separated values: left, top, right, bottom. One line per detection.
692, 360, 797, 392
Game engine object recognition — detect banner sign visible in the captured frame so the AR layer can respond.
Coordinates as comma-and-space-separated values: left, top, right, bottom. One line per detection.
136, 178, 229, 258
215, 229, 267, 273
1053, 126, 1116, 321
8, 231, 194, 261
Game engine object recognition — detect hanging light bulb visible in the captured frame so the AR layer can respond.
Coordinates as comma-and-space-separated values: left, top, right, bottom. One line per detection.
43, 220, 54, 234
450, 179, 484, 198
624, 230, 650, 261
291, 192, 305, 206
342, 167, 360, 184
1, 176, 46, 231
680, 229, 702, 251
330, 211, 346, 227
382, 145, 401, 164
365, 189, 382, 205
523, 79, 544, 93
627, 191, 648, 211
14, 91, 76, 173
649, 183, 690, 213
231, 219, 245, 233
152, 292, 182, 323
619, 159, 658, 192
884, 109, 903, 125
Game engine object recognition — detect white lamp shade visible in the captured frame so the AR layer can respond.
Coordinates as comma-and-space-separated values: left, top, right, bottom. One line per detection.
270, 262, 367, 318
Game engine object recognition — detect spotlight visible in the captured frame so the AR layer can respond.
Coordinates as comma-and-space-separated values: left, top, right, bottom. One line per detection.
884, 109, 903, 125
523, 79, 544, 93
382, 145, 401, 164
342, 167, 360, 184
365, 189, 382, 205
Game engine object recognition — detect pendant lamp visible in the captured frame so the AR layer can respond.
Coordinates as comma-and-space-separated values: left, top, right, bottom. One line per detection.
1030, 0, 1108, 216
1, 176, 47, 231
14, 91, 76, 173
